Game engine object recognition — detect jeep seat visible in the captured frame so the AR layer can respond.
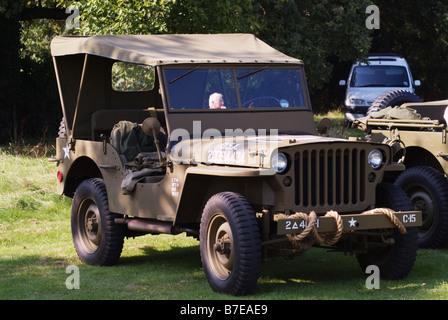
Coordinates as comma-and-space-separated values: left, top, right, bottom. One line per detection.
110, 120, 167, 164
110, 117, 167, 193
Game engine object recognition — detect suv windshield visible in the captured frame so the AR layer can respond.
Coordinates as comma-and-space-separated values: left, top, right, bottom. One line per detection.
164, 66, 308, 110
350, 65, 410, 88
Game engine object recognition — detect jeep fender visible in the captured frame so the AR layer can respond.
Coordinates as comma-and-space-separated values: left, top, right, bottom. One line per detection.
174, 166, 277, 225
56, 140, 123, 199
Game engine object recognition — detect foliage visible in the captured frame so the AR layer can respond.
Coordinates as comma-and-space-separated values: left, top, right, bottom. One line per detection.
372, 0, 448, 101
69, 0, 371, 92
165, 0, 257, 34
111, 62, 155, 92
4, 1, 448, 142
70, 0, 170, 35
0, 0, 66, 143
254, 0, 373, 91
0, 1, 22, 143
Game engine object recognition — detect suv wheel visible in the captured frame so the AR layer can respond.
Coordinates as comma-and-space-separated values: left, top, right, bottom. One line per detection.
356, 183, 418, 279
367, 89, 422, 116
200, 192, 261, 296
71, 178, 124, 266
395, 166, 448, 248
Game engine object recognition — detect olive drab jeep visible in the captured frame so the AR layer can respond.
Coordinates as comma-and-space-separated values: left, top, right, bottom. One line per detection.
49, 34, 421, 296
353, 91, 448, 249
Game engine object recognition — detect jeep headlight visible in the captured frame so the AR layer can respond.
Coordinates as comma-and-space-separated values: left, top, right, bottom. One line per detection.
368, 149, 383, 169
271, 152, 288, 173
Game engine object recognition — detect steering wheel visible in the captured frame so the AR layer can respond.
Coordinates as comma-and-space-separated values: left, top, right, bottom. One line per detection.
242, 96, 281, 108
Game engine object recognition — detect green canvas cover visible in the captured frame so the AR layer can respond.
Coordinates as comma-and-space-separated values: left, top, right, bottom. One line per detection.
110, 120, 166, 162
369, 105, 421, 120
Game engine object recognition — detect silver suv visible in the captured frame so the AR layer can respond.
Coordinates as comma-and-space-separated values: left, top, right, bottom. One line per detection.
340, 53, 421, 122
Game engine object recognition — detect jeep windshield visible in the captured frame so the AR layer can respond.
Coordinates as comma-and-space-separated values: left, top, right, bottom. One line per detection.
164, 65, 309, 111
350, 65, 410, 88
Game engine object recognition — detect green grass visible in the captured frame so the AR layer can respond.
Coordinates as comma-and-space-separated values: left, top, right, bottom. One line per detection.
1, 113, 448, 300
314, 109, 365, 140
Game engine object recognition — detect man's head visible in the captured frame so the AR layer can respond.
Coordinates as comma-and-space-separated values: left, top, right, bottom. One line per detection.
209, 93, 226, 109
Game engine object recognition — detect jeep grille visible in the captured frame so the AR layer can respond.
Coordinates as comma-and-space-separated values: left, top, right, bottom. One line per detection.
294, 145, 367, 212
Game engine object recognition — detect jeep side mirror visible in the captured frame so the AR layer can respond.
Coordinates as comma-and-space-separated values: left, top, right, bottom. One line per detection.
317, 117, 331, 136
414, 80, 421, 87
339, 80, 346, 86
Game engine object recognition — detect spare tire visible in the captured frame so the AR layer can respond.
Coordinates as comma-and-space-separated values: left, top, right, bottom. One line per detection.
367, 89, 422, 116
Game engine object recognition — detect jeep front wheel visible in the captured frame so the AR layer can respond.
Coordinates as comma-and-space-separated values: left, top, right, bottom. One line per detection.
200, 192, 261, 296
71, 178, 124, 266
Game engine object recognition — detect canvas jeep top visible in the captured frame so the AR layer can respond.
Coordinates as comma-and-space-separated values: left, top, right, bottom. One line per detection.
50, 34, 421, 295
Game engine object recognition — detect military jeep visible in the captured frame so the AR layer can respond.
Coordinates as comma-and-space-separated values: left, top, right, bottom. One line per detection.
50, 34, 421, 295
354, 92, 448, 249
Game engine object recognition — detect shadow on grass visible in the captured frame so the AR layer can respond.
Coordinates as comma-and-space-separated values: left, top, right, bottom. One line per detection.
2, 245, 447, 299
119, 244, 202, 270
254, 248, 448, 299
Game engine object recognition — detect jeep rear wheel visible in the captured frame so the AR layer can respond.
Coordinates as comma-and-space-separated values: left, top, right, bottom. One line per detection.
356, 183, 418, 279
71, 178, 124, 266
395, 166, 448, 248
200, 192, 261, 296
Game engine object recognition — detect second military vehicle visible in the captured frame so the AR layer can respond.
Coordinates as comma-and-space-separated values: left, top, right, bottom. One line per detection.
354, 91, 448, 249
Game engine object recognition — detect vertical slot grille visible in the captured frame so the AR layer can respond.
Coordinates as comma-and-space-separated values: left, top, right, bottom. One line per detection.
294, 146, 366, 209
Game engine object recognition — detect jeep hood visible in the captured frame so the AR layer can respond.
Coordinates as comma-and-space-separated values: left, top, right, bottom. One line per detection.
169, 134, 348, 169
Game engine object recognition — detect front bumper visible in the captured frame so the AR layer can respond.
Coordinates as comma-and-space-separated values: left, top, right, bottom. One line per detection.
345, 104, 369, 114
276, 210, 421, 235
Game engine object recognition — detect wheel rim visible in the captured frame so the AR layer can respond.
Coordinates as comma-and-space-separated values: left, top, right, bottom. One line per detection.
206, 214, 234, 281
407, 188, 435, 238
77, 198, 102, 254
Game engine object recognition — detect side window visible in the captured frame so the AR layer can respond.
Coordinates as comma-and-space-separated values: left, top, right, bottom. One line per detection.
112, 62, 155, 91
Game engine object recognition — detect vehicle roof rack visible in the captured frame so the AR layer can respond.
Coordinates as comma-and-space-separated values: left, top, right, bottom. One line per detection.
367, 53, 404, 58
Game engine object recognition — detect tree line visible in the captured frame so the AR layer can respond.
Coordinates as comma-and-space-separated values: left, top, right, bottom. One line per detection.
1, 0, 447, 144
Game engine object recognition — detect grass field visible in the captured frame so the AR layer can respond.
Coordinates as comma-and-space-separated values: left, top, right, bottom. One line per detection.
1, 112, 448, 300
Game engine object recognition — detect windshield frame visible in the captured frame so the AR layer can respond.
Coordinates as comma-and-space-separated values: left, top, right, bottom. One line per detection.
161, 63, 311, 113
